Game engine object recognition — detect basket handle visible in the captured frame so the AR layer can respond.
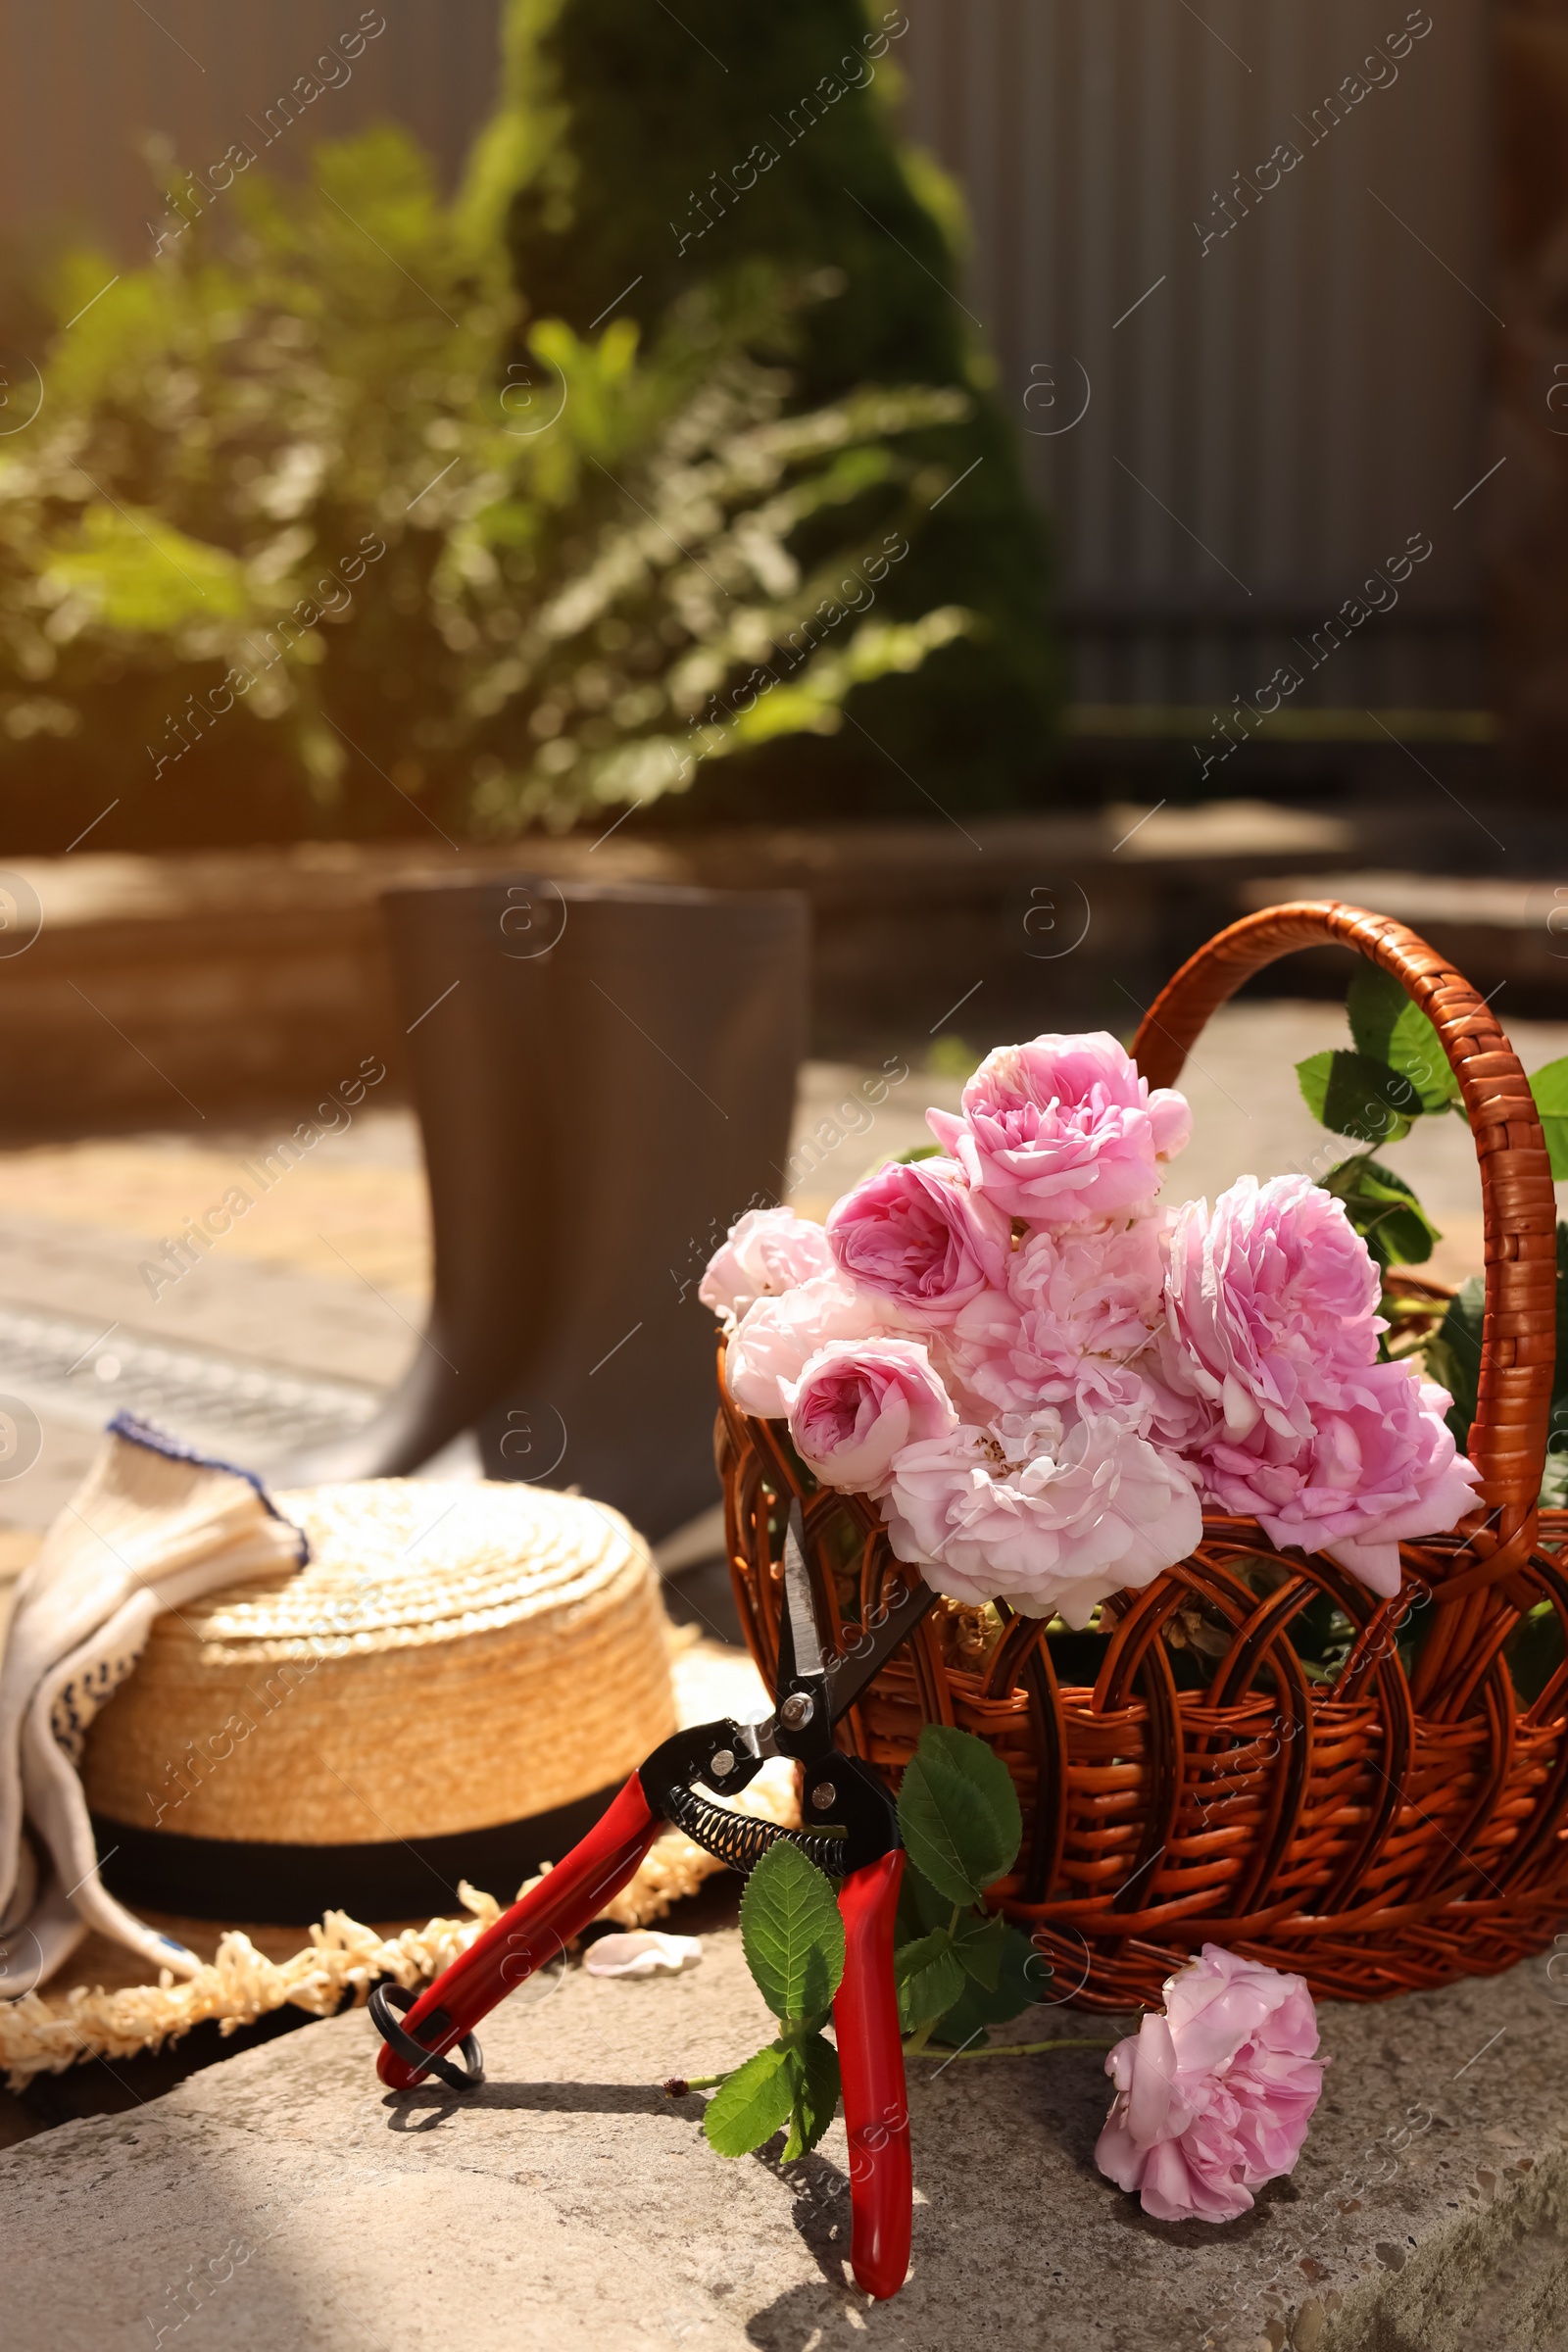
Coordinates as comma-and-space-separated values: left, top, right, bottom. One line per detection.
1131, 900, 1555, 1540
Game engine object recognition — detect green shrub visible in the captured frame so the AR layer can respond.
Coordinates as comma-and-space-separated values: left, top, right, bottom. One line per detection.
466, 0, 1058, 819
0, 128, 986, 849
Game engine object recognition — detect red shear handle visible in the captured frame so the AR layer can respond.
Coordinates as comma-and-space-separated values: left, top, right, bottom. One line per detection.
376, 1773, 661, 2089
833, 1851, 911, 2300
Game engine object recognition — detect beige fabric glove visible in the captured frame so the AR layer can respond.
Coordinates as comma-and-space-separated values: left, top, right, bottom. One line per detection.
0, 1416, 304, 1995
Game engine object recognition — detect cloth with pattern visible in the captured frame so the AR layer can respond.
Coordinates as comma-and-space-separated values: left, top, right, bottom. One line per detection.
0, 1415, 305, 1996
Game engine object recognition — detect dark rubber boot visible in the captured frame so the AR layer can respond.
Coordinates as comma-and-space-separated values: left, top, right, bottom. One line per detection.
282, 875, 808, 1540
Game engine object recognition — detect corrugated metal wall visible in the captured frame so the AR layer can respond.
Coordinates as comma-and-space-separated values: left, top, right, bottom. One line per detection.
0, 2, 504, 244
0, 0, 1491, 712
898, 0, 1494, 710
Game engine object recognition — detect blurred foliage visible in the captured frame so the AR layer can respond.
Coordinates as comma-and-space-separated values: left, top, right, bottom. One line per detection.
1298, 962, 1568, 1504
0, 126, 997, 849
466, 0, 1057, 819
925, 1034, 980, 1082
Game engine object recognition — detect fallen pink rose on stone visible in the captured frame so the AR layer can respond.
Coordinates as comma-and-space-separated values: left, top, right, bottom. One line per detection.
1095, 1944, 1326, 2222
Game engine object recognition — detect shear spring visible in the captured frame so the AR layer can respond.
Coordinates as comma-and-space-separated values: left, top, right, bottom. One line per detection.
664, 1785, 847, 1878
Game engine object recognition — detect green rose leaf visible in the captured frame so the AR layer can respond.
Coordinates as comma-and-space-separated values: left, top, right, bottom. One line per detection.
926, 1926, 1050, 2045
1422, 1273, 1484, 1451
950, 1908, 1009, 1991
1321, 1154, 1441, 1270
1504, 1594, 1568, 1701
1545, 1222, 1568, 1505
740, 1839, 845, 2022
894, 1926, 952, 1984
999, 1922, 1053, 2007
895, 1932, 967, 2033
895, 1855, 953, 1946
1529, 1056, 1568, 1180
1347, 964, 1458, 1111
1542, 1446, 1568, 1511
703, 2044, 795, 2158
896, 1725, 1023, 1906
781, 2032, 842, 2162
1297, 1050, 1419, 1145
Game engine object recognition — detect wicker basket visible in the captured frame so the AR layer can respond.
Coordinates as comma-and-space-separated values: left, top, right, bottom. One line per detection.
716, 902, 1568, 2008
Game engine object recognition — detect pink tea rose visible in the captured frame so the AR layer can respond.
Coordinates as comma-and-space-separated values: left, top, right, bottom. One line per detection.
826, 1155, 1010, 1324
1161, 1174, 1384, 1446
883, 1408, 1201, 1626
938, 1312, 1180, 1437
700, 1206, 834, 1323
1006, 1212, 1166, 1341
724, 1273, 888, 1421
943, 1215, 1168, 1418
1200, 1361, 1480, 1598
927, 1032, 1191, 1225
784, 1337, 956, 1496
1096, 1944, 1325, 2223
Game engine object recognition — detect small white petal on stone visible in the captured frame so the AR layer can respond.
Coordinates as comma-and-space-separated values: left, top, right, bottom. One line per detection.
584, 1931, 703, 1979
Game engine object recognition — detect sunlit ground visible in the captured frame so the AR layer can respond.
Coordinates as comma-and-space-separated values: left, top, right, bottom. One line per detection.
0, 1000, 1560, 1539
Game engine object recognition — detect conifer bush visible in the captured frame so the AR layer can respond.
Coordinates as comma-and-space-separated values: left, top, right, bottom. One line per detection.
466, 0, 1057, 818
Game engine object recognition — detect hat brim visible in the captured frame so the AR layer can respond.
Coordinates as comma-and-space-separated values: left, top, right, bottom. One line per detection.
89, 1782, 627, 1926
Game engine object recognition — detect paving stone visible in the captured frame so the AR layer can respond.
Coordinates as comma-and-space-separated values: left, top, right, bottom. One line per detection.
3, 1928, 1566, 2351
0, 807, 1431, 1123
0, 1207, 418, 1390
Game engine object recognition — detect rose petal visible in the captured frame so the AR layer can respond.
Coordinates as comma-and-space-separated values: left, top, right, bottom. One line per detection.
584, 1931, 703, 1979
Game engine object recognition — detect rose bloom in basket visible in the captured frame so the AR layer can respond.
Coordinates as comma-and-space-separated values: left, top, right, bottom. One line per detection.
703, 1030, 1481, 1623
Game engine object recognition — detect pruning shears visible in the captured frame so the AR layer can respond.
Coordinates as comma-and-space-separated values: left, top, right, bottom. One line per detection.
369, 1499, 938, 2300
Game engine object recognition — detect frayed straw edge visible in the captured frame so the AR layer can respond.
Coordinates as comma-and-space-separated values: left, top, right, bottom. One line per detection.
2, 1778, 795, 2086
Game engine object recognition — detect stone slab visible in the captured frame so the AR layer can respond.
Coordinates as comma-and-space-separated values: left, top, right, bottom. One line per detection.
3, 1007, 1566, 1531
1239, 870, 1568, 1016
4, 1929, 1567, 2352
0, 1207, 419, 1386
0, 797, 1516, 1126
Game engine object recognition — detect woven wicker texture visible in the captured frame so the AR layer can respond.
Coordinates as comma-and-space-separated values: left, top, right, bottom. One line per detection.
82, 1480, 677, 1843
717, 904, 1568, 2006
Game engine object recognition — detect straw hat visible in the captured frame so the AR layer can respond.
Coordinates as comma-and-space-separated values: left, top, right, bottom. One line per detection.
79, 1478, 678, 1922
2, 1450, 796, 2084
3, 1629, 792, 2085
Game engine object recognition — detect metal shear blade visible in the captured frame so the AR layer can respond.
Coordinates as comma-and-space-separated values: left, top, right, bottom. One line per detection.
777, 1496, 826, 1688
